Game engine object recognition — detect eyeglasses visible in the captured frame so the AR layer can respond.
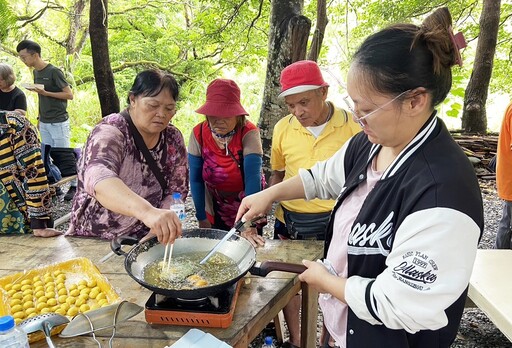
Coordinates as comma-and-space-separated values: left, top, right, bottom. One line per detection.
343, 90, 411, 128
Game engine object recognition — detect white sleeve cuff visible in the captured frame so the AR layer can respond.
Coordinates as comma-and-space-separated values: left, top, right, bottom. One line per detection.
345, 276, 382, 325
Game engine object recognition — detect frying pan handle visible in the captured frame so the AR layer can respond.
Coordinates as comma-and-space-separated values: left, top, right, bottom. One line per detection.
250, 261, 307, 277
111, 235, 139, 257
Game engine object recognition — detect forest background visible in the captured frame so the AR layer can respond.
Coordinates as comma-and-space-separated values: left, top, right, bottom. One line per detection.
0, 0, 510, 170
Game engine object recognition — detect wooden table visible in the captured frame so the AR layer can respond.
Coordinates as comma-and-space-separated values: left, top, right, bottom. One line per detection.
468, 249, 512, 342
0, 235, 323, 347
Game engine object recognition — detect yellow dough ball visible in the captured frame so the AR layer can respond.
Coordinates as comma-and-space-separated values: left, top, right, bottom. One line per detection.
59, 303, 70, 312
4, 283, 13, 291
78, 293, 89, 301
47, 298, 58, 306
88, 291, 99, 299
45, 292, 55, 299
68, 284, 78, 291
20, 279, 32, 286
25, 307, 37, 316
14, 318, 23, 325
10, 304, 23, 313
80, 287, 91, 295
22, 294, 33, 303
11, 292, 23, 300
12, 311, 25, 320
12, 284, 22, 291
95, 292, 106, 301
55, 308, 67, 316
22, 301, 34, 310
58, 295, 67, 303
37, 296, 48, 303
65, 296, 76, 305
20, 284, 32, 292
67, 306, 79, 317
26, 312, 37, 319
7, 289, 17, 297
33, 281, 44, 288
75, 298, 86, 307
9, 299, 22, 307
22, 289, 33, 298
87, 280, 97, 288
79, 304, 90, 313
36, 302, 48, 311
69, 289, 80, 297
56, 283, 66, 290
34, 290, 45, 298
58, 288, 68, 296
40, 307, 51, 314
78, 280, 87, 287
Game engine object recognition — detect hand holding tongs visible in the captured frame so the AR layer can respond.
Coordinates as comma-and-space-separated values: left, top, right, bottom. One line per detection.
199, 217, 261, 264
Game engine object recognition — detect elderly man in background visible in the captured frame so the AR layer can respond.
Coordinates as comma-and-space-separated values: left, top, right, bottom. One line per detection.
270, 60, 360, 347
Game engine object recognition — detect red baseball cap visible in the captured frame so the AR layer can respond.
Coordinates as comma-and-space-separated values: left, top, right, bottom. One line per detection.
279, 60, 329, 98
195, 79, 248, 117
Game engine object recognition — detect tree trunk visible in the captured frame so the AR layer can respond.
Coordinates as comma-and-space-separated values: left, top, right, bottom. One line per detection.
258, 0, 310, 177
89, 0, 120, 116
66, 0, 87, 56
461, 0, 501, 134
307, 0, 327, 62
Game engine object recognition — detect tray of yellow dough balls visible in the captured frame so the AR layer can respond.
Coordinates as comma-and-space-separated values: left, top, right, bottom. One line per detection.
0, 257, 120, 342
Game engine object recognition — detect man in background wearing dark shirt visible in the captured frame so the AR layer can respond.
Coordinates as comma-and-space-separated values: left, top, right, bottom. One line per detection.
16, 40, 76, 201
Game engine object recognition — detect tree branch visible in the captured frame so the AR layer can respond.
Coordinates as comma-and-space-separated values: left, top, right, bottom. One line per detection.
246, 0, 264, 41
76, 60, 191, 85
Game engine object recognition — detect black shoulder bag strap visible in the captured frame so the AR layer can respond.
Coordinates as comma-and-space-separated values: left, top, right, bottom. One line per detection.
121, 110, 167, 197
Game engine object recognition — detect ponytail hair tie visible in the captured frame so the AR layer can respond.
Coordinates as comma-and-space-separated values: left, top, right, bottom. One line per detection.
448, 26, 467, 67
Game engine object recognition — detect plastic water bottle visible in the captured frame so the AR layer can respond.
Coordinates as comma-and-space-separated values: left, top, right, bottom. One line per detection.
0, 315, 29, 348
170, 192, 186, 222
261, 336, 275, 348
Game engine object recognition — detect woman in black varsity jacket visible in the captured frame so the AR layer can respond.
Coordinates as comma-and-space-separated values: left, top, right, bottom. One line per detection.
236, 7, 483, 348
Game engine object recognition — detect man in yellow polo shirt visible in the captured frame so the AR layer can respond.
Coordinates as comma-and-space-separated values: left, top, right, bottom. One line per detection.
270, 60, 360, 348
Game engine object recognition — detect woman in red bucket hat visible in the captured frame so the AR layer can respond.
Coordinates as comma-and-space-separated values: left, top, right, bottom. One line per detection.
188, 79, 266, 247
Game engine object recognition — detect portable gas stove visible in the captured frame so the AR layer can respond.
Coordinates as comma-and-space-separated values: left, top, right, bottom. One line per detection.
144, 280, 243, 328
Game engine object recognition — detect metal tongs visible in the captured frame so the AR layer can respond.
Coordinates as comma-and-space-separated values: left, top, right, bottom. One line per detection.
199, 217, 261, 264
59, 301, 143, 348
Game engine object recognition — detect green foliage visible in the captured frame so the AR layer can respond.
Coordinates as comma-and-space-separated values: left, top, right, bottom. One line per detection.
0, 1, 16, 41
3, 0, 511, 138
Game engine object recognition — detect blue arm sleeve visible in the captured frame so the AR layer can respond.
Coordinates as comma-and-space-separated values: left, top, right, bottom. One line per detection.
243, 153, 263, 196
188, 153, 207, 221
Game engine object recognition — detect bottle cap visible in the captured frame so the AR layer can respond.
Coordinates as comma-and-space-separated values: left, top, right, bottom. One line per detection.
172, 192, 181, 200
264, 336, 273, 345
0, 315, 15, 331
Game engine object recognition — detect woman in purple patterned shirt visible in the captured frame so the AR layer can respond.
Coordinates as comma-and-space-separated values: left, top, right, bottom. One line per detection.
66, 70, 189, 244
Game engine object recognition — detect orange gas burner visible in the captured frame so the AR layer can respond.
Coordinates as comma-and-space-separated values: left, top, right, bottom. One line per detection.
144, 280, 243, 328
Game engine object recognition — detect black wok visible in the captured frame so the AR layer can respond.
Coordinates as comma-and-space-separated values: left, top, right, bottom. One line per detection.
111, 228, 306, 299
